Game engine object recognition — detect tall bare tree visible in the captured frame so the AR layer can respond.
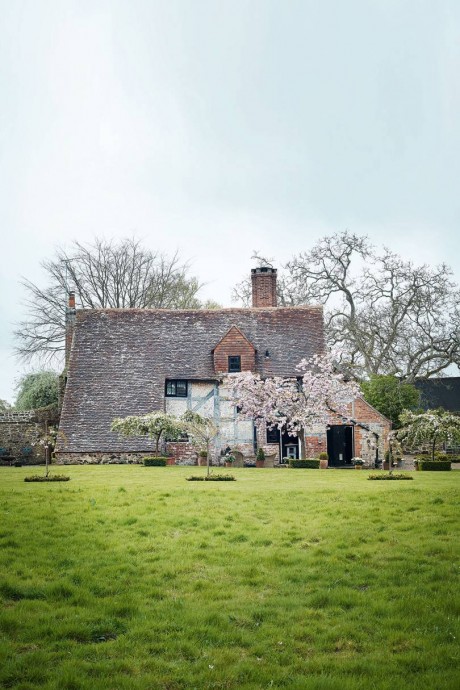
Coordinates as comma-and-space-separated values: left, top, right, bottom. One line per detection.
233, 232, 460, 381
15, 238, 203, 363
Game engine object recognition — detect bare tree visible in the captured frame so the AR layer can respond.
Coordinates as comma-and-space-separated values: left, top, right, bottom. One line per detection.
15, 238, 204, 363
232, 251, 301, 306
233, 232, 460, 381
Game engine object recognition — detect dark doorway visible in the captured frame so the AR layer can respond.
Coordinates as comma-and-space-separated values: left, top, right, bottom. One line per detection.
327, 425, 354, 467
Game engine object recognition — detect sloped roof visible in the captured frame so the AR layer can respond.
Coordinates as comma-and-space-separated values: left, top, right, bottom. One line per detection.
57, 306, 324, 453
415, 377, 460, 413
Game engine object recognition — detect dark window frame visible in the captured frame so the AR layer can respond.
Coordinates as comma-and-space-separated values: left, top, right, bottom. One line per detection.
266, 425, 281, 444
228, 355, 241, 373
165, 379, 188, 397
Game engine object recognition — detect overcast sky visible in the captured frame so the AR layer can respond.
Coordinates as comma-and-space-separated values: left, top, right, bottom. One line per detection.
1, 0, 459, 403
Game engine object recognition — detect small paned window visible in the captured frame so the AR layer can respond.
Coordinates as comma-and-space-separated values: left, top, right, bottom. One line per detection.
165, 379, 188, 397
228, 355, 241, 373
266, 426, 280, 444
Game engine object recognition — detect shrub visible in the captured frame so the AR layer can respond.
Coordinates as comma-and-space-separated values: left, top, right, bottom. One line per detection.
256, 448, 265, 461
434, 453, 450, 462
24, 475, 70, 482
289, 459, 320, 469
143, 457, 168, 466
186, 474, 236, 481
319, 452, 328, 461
368, 473, 413, 480
418, 460, 451, 472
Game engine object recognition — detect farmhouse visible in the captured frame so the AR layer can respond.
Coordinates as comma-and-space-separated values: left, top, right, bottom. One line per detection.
56, 268, 390, 466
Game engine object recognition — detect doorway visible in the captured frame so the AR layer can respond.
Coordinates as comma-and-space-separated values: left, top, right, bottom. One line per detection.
327, 425, 354, 467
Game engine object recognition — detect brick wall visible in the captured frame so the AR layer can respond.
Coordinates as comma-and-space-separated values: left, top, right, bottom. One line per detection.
165, 441, 198, 465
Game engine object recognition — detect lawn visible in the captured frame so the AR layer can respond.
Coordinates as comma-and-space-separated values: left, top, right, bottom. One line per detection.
0, 466, 458, 690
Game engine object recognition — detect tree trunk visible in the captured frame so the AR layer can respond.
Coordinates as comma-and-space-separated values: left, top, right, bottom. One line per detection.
299, 429, 306, 460
431, 435, 437, 462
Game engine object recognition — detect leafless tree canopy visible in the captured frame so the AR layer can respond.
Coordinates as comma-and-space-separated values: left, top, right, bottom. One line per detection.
15, 238, 204, 363
233, 233, 460, 381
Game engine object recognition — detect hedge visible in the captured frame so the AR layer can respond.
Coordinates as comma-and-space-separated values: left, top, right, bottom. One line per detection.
289, 459, 320, 469
143, 457, 169, 466
418, 460, 451, 471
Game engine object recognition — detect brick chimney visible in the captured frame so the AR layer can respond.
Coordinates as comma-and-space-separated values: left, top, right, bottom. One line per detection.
65, 291, 76, 366
251, 267, 277, 308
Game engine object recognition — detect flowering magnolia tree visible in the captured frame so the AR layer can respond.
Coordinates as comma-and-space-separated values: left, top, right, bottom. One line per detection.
182, 411, 219, 477
111, 412, 185, 455
225, 354, 361, 458
397, 409, 460, 461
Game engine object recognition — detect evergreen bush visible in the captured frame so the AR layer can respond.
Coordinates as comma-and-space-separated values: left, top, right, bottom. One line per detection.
289, 459, 320, 469
418, 460, 451, 471
143, 457, 169, 466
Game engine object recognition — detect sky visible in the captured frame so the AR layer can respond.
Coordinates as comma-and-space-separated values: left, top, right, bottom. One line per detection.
1, 0, 460, 403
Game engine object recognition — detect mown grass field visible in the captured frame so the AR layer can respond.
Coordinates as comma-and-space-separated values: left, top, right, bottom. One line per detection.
0, 466, 459, 690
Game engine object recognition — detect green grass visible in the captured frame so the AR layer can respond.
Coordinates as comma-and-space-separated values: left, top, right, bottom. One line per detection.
0, 466, 459, 690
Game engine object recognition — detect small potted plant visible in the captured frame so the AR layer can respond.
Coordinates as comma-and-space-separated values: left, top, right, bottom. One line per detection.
198, 450, 208, 466
224, 453, 235, 468
319, 451, 328, 469
352, 457, 364, 469
256, 447, 265, 468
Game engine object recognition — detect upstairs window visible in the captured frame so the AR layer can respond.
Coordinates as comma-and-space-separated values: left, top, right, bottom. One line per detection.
165, 379, 188, 397
228, 355, 241, 373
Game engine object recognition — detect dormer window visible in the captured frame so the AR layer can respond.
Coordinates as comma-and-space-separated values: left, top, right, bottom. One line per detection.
165, 379, 188, 397
228, 356, 241, 373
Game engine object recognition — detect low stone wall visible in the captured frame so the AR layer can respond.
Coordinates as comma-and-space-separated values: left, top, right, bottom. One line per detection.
0, 406, 58, 465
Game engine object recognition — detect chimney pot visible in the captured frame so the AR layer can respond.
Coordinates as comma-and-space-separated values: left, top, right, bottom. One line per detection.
68, 292, 75, 309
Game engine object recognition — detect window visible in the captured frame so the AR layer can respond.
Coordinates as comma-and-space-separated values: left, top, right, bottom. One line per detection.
165, 379, 188, 397
228, 355, 241, 373
266, 425, 280, 444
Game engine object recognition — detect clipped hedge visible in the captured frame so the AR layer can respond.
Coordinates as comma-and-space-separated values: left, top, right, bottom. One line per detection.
418, 460, 451, 472
289, 459, 320, 469
143, 457, 168, 466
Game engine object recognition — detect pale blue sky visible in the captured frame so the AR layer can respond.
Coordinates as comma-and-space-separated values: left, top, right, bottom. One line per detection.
1, 0, 459, 402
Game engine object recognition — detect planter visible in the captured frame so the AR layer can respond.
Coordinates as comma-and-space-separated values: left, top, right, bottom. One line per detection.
319, 459, 328, 469
256, 460, 265, 468
166, 457, 176, 466
198, 457, 207, 466
225, 462, 234, 468
383, 461, 390, 470
355, 465, 363, 470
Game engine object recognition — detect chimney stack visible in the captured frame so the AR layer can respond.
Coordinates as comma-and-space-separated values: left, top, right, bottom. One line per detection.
65, 292, 76, 366
251, 267, 277, 308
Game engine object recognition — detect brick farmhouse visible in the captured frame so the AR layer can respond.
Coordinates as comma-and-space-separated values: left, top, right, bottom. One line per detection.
55, 268, 390, 467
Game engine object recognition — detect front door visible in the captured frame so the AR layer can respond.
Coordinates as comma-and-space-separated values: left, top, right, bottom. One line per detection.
327, 425, 354, 467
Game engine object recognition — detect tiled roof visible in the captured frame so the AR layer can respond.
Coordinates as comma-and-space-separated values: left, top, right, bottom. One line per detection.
415, 377, 460, 413
57, 306, 324, 453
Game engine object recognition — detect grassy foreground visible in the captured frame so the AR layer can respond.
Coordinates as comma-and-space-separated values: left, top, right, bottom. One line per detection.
0, 466, 458, 690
